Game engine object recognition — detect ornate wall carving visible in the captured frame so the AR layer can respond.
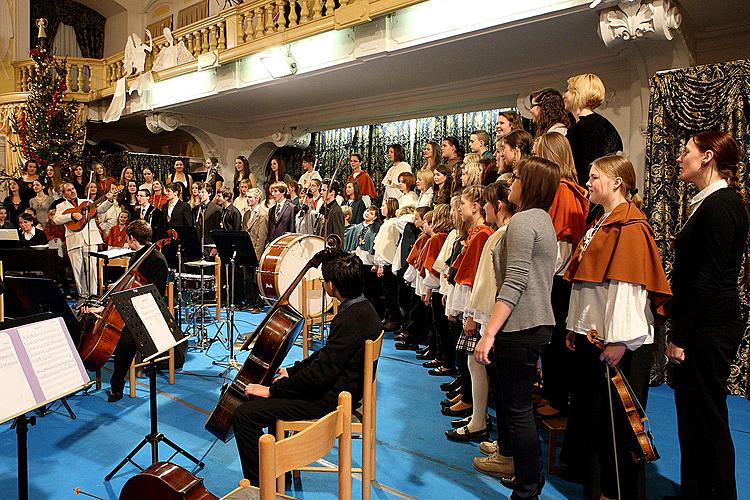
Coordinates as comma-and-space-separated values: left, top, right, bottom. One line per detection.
597, 0, 682, 47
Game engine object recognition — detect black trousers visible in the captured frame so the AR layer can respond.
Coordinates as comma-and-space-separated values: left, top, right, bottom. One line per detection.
564, 337, 653, 500
380, 265, 401, 324
673, 320, 743, 500
540, 276, 573, 413
232, 397, 331, 485
110, 332, 138, 395
493, 326, 551, 500
361, 263, 385, 319
403, 292, 429, 345
242, 266, 262, 307
432, 291, 454, 368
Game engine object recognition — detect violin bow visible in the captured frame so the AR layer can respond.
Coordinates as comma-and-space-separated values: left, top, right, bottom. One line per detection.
605, 364, 622, 500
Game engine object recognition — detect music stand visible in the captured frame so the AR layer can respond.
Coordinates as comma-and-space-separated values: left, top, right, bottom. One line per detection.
0, 316, 92, 500
104, 284, 201, 481
209, 230, 257, 374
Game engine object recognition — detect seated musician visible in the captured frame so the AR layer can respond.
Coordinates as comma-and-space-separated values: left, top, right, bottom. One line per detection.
232, 252, 381, 485
17, 213, 48, 246
83, 220, 169, 402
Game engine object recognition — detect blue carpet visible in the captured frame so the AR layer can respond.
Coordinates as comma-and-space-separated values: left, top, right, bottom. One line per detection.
2, 312, 749, 499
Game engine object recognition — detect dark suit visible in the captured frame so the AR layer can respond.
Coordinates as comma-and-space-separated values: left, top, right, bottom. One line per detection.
671, 187, 748, 500
220, 204, 242, 231
163, 199, 194, 265
267, 200, 296, 242
318, 200, 344, 242
193, 202, 221, 246
110, 246, 169, 395
232, 296, 380, 484
138, 204, 163, 238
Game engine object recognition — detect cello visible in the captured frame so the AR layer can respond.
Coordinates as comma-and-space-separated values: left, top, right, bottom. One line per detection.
586, 329, 660, 464
205, 234, 341, 442
77, 230, 176, 371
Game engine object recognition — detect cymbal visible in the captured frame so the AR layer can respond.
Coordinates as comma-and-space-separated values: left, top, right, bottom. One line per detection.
185, 259, 215, 268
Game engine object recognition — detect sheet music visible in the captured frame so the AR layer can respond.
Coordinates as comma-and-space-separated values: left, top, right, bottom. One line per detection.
95, 247, 134, 259
16, 319, 88, 401
0, 334, 36, 419
130, 293, 181, 359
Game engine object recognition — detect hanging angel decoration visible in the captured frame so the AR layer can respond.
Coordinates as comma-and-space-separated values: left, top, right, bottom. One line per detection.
151, 28, 195, 72
103, 30, 154, 123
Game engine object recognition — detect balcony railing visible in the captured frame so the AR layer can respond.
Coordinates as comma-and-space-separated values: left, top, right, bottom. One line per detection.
10, 0, 427, 102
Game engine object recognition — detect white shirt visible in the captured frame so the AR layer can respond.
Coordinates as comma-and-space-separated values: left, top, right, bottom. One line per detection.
566, 280, 654, 350
22, 227, 37, 241
687, 178, 728, 221
167, 199, 178, 220
382, 162, 411, 201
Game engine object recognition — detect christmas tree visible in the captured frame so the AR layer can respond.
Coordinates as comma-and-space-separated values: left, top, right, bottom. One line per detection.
10, 43, 86, 168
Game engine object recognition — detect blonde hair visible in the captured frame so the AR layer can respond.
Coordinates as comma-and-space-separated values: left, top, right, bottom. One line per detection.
423, 210, 433, 224
461, 153, 482, 187
590, 154, 641, 209
396, 206, 415, 217
248, 187, 262, 199
341, 205, 352, 221
416, 168, 434, 189
566, 73, 605, 111
533, 132, 577, 183
451, 195, 470, 237
431, 203, 453, 234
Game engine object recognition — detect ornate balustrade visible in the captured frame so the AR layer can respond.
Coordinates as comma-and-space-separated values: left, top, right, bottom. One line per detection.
9, 0, 427, 103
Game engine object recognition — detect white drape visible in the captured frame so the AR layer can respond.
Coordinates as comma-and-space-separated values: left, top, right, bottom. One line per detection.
53, 23, 83, 58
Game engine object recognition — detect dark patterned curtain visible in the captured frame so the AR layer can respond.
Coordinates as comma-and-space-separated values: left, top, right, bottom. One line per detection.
31, 0, 106, 58
311, 108, 506, 201
101, 152, 190, 186
315, 125, 371, 181
643, 59, 750, 397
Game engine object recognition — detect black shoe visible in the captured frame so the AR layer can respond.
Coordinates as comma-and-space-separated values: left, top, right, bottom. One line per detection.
452, 416, 492, 429
394, 332, 409, 342
395, 342, 419, 351
415, 350, 435, 360
422, 359, 442, 368
440, 378, 460, 392
416, 346, 430, 355
441, 395, 461, 408
446, 388, 463, 400
445, 425, 489, 442
441, 405, 472, 417
429, 367, 457, 376
382, 321, 401, 332
107, 390, 123, 403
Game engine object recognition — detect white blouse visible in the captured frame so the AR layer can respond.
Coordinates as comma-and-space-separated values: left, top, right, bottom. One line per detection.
566, 279, 654, 351
382, 162, 411, 201
373, 218, 400, 266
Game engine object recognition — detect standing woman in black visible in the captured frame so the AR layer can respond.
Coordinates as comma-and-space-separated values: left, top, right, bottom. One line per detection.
667, 130, 749, 500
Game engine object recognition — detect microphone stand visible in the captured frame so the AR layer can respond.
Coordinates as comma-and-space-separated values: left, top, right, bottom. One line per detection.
82, 171, 95, 302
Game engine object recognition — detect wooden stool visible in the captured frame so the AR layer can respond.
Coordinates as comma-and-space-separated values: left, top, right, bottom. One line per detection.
541, 417, 567, 475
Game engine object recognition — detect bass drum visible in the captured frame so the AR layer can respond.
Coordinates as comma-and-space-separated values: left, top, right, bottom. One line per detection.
257, 233, 326, 314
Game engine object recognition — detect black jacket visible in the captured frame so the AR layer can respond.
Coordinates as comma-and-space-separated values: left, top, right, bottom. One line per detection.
220, 204, 242, 231
268, 200, 296, 241
670, 188, 749, 346
270, 297, 380, 405
165, 199, 193, 230
319, 200, 344, 242
193, 202, 222, 245
129, 245, 169, 294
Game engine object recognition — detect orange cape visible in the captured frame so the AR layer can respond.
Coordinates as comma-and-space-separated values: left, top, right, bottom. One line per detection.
406, 232, 429, 267
453, 224, 493, 287
564, 201, 672, 318
549, 178, 589, 246
420, 232, 448, 276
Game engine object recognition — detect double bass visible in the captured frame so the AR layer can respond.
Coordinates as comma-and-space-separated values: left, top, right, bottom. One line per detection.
205, 235, 341, 442
77, 230, 176, 371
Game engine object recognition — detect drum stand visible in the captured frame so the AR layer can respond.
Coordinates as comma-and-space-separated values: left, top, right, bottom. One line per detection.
209, 255, 239, 376
192, 263, 213, 350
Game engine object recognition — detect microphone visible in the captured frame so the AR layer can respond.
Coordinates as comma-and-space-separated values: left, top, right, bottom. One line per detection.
349, 130, 360, 153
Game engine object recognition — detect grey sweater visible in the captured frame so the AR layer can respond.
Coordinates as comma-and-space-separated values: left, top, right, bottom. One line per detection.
493, 208, 557, 332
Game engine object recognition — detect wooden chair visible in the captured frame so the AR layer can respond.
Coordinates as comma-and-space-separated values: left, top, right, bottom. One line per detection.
261, 391, 352, 500
298, 277, 338, 358
541, 417, 567, 475
128, 282, 176, 398
276, 332, 384, 500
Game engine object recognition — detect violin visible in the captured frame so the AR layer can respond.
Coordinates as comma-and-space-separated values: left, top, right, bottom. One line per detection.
586, 330, 660, 464
77, 229, 177, 371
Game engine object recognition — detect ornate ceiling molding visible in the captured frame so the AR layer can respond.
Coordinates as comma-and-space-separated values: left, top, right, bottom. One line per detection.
597, 0, 682, 47
145, 112, 181, 133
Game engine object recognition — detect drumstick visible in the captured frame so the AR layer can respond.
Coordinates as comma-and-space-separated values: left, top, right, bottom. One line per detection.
73, 487, 106, 500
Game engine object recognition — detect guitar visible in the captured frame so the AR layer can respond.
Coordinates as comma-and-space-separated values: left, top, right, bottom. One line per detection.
63, 185, 124, 232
